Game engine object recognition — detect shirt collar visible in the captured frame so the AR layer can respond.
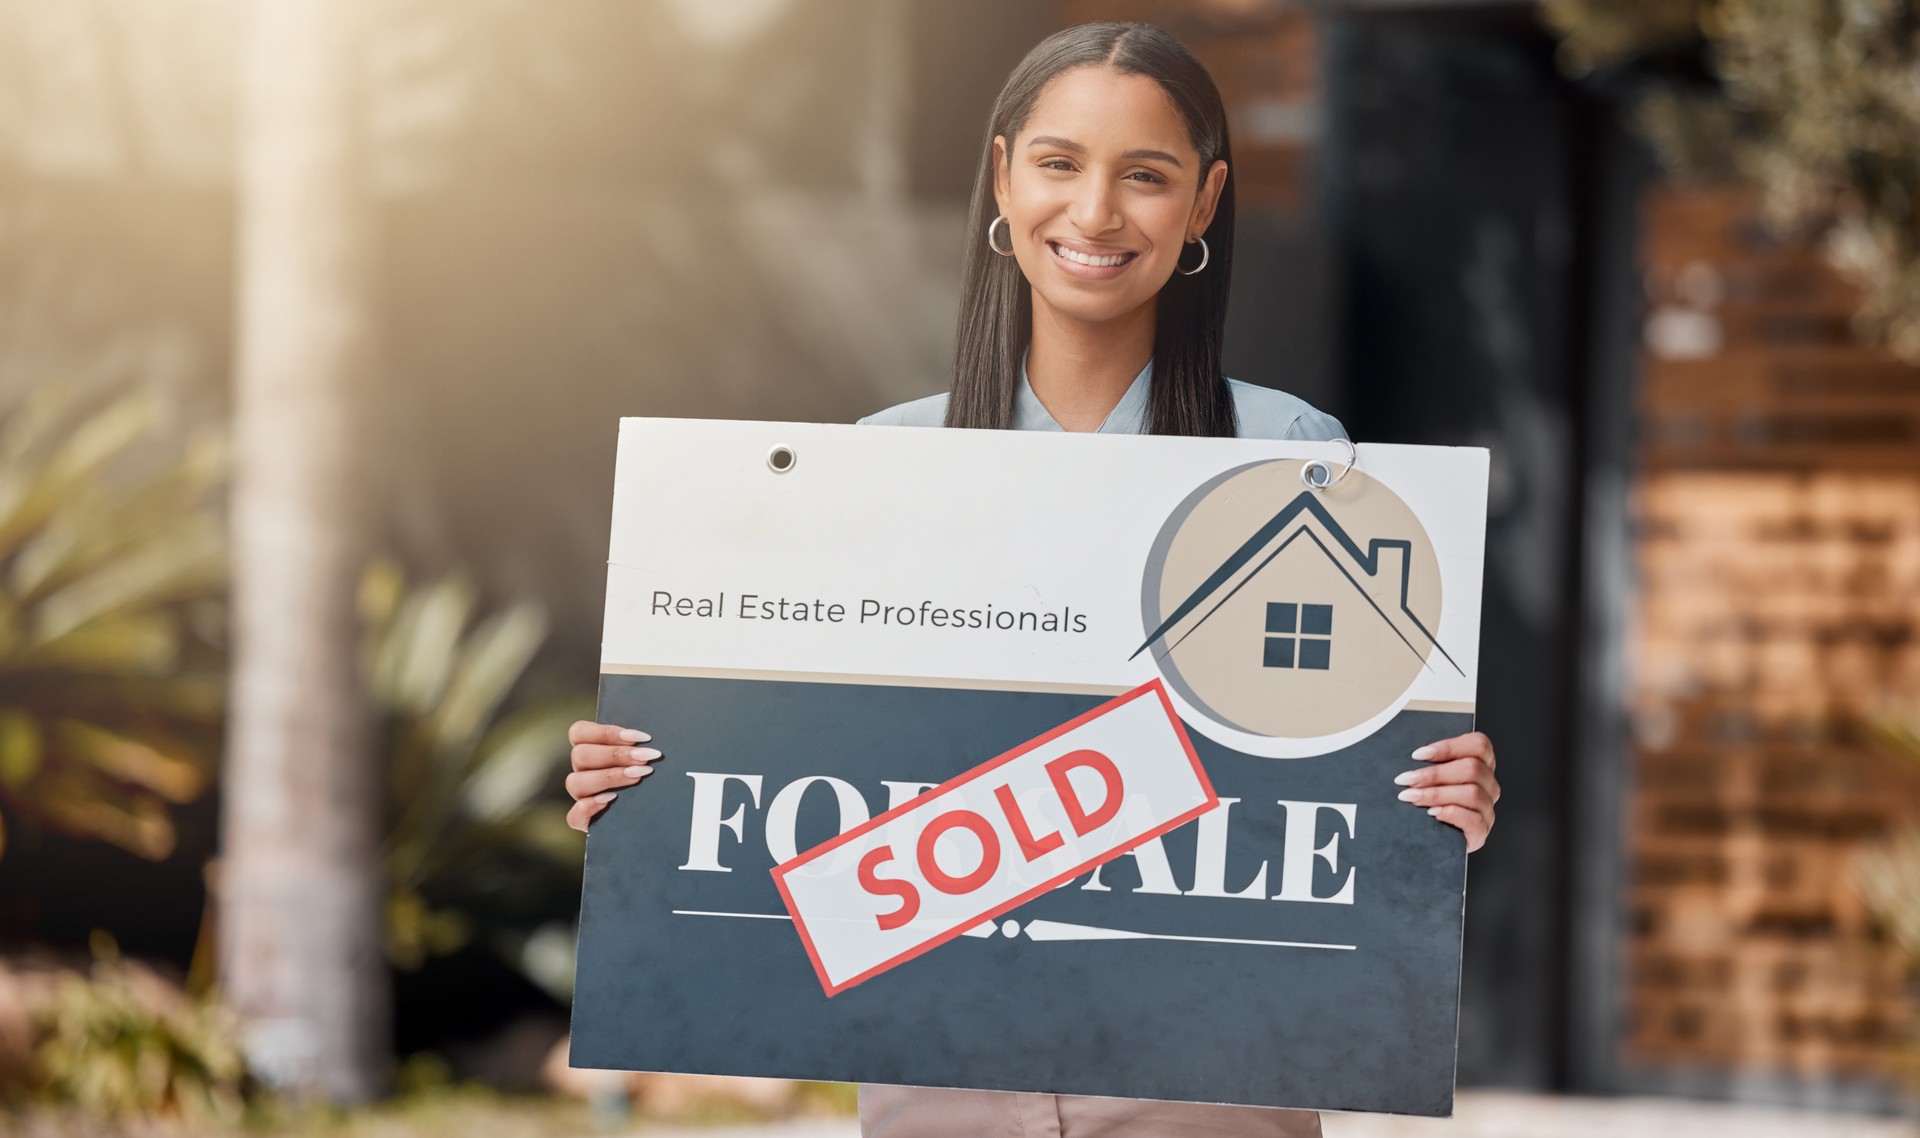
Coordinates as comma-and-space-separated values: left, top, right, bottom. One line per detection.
1014, 355, 1154, 434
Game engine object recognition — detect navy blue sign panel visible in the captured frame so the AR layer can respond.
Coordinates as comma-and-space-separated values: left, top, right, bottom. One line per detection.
571, 674, 1469, 1116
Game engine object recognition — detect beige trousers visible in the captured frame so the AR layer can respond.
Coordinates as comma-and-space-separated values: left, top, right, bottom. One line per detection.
858, 1086, 1322, 1138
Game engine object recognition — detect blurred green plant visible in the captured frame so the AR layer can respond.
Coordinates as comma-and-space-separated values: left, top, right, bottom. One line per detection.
362, 562, 592, 977
33, 931, 249, 1124
1860, 717, 1920, 952
0, 387, 227, 862
1858, 824, 1920, 959
1, 381, 585, 997
1857, 717, 1920, 1081
1545, 0, 1920, 363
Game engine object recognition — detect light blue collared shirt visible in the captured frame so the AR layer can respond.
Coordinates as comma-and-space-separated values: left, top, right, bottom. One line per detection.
857, 359, 1345, 442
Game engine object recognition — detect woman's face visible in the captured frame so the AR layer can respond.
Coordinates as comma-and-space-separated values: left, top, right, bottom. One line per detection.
993, 66, 1227, 330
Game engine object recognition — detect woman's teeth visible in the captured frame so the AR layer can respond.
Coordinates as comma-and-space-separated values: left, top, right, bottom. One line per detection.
1051, 243, 1132, 268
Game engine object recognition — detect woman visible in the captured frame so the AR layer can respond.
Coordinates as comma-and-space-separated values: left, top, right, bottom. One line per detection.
565, 21, 1499, 1138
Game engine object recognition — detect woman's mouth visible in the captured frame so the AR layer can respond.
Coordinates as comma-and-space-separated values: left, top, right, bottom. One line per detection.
1048, 240, 1137, 279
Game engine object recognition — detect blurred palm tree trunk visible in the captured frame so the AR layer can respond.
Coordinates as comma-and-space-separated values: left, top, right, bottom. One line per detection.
219, 0, 386, 1103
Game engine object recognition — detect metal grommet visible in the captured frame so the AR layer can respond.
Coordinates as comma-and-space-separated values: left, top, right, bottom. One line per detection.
766, 445, 797, 474
1300, 438, 1356, 493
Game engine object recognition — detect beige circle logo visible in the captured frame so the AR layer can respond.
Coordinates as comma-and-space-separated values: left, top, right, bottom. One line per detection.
1135, 460, 1457, 742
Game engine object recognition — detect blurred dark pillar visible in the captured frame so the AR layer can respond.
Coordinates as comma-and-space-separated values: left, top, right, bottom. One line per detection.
905, 1, 1063, 203
1322, 8, 1634, 1091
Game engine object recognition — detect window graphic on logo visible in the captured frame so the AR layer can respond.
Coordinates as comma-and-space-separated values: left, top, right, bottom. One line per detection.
1137, 459, 1461, 748
1263, 603, 1331, 670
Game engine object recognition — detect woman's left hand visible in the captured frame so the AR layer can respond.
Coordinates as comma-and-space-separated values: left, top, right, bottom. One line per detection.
1395, 731, 1498, 853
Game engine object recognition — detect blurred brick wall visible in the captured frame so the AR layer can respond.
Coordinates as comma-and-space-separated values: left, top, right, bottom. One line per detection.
1628, 186, 1920, 1077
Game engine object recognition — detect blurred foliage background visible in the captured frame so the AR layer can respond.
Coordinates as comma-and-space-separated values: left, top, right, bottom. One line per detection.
32, 932, 249, 1126
0, 381, 588, 1117
1545, 0, 1920, 362
363, 563, 590, 990
0, 387, 226, 864
1858, 718, 1920, 1083
1, 0, 937, 1116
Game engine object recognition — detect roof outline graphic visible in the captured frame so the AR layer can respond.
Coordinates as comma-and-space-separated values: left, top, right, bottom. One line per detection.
1132, 489, 1464, 677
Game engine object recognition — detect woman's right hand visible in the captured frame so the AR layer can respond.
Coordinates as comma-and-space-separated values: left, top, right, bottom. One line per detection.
565, 720, 663, 832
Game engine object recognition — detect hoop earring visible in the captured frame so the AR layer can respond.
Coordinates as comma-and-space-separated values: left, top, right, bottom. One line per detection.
1175, 236, 1209, 276
987, 215, 1015, 257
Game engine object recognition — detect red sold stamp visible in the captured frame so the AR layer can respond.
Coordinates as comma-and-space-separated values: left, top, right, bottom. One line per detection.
771, 680, 1217, 995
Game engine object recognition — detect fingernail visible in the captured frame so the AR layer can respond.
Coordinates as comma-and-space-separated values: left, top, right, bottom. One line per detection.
594, 791, 619, 804
1411, 745, 1437, 761
1427, 807, 1442, 817
622, 765, 647, 778
629, 747, 662, 761
619, 729, 650, 743
1397, 788, 1419, 803
1393, 770, 1421, 786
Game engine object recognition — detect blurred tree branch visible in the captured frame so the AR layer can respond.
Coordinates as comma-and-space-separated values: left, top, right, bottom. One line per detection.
1545, 0, 1920, 363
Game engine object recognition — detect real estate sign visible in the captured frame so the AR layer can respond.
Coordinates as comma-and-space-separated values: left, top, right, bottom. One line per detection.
571, 418, 1489, 1116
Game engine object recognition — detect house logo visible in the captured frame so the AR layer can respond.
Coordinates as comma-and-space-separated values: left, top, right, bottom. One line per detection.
1134, 459, 1461, 743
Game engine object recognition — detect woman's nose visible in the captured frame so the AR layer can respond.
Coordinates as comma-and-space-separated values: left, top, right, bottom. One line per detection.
1067, 178, 1122, 236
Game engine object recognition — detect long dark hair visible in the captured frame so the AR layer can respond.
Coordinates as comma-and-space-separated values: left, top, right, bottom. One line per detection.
944, 22, 1236, 437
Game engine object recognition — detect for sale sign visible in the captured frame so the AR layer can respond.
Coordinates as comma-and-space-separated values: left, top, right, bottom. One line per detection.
571, 418, 1489, 1116
776, 681, 1214, 995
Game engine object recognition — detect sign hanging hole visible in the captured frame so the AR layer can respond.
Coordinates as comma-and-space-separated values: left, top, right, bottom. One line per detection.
767, 445, 797, 473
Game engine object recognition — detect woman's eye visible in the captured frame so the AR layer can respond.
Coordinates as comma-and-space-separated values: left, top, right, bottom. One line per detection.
1040, 159, 1075, 172
1127, 170, 1167, 185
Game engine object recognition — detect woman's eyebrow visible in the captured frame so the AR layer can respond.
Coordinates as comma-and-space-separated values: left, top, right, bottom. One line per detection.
1026, 135, 1185, 168
1027, 135, 1087, 154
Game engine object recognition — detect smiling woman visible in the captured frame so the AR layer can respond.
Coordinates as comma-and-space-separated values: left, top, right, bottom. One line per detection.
947, 25, 1237, 436
564, 20, 1501, 1138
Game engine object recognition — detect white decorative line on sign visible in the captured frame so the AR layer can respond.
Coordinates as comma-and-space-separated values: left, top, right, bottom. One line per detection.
1020, 919, 1354, 951
670, 911, 1353, 951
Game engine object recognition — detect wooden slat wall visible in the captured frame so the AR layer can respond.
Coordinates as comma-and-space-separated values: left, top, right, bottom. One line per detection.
1628, 186, 1920, 1076
1641, 189, 1920, 472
